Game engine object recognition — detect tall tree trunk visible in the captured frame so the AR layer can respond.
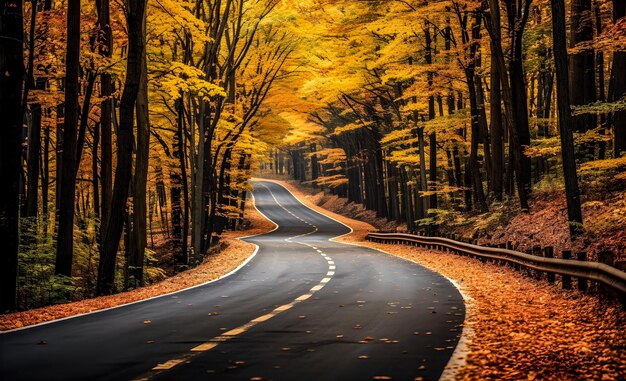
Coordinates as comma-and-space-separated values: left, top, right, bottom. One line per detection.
191, 106, 206, 259
467, 73, 488, 212
98, 0, 147, 295
417, 127, 428, 218
171, 97, 189, 263
476, 72, 492, 192
92, 123, 100, 217
0, 0, 24, 312
425, 24, 438, 213
569, 0, 597, 136
484, 0, 531, 210
129, 19, 150, 288
611, 0, 626, 157
594, 0, 607, 160
56, 0, 81, 277
98, 0, 113, 239
43, 125, 50, 218
509, 31, 532, 203
25, 2, 41, 219
26, 102, 42, 218
489, 34, 504, 200
551, 0, 584, 238
310, 143, 319, 180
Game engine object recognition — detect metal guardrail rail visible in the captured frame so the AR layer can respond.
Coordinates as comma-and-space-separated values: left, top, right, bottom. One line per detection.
366, 232, 626, 298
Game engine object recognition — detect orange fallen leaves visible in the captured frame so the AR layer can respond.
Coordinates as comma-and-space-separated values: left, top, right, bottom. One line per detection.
0, 200, 274, 332
276, 179, 626, 380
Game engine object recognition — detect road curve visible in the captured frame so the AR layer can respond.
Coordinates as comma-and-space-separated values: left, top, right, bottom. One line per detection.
0, 180, 465, 381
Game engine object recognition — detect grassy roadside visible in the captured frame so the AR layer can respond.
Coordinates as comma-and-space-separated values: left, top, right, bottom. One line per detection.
0, 196, 275, 332
267, 178, 626, 380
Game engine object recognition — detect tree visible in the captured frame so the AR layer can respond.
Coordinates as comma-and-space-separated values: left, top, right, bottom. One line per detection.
484, 0, 533, 210
55, 0, 81, 277
98, 0, 113, 239
0, 0, 25, 312
98, 0, 147, 295
569, 0, 596, 137
488, 0, 504, 201
551, 0, 584, 238
129, 10, 150, 289
611, 0, 626, 157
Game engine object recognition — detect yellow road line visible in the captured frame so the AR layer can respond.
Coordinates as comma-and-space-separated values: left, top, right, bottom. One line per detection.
134, 183, 337, 381
190, 342, 218, 352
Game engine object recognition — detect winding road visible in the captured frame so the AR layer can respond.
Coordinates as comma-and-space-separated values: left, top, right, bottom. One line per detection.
0, 180, 465, 381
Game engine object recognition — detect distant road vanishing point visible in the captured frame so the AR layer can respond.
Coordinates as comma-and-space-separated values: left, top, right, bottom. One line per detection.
0, 180, 465, 381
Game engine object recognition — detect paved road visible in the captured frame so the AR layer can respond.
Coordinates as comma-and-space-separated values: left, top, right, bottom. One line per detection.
0, 180, 465, 381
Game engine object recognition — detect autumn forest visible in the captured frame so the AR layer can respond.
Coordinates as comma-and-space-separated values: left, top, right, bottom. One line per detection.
1, 0, 626, 317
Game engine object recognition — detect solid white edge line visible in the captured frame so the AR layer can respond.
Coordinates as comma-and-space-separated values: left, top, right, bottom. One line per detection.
251, 178, 471, 381
2, 193, 275, 334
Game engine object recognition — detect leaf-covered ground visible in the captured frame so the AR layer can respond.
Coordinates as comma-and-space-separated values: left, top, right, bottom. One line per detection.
480, 191, 626, 262
273, 178, 626, 380
0, 199, 275, 331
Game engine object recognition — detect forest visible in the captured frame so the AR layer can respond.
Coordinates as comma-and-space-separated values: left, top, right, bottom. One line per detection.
1, 0, 625, 313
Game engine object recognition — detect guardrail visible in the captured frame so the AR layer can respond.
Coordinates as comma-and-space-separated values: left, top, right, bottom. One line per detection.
366, 232, 626, 300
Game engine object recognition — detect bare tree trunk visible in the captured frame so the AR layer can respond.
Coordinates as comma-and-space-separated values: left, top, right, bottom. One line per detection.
55, 105, 63, 213
416, 127, 428, 218
611, 0, 626, 157
129, 16, 150, 288
25, 2, 41, 219
489, 35, 504, 200
551, 0, 584, 238
98, 0, 113, 239
0, 0, 24, 312
191, 106, 206, 259
484, 0, 531, 210
98, 0, 147, 295
43, 125, 50, 219
26, 103, 42, 218
56, 0, 81, 277
424, 24, 438, 213
593, 0, 607, 159
569, 0, 597, 136
92, 123, 100, 218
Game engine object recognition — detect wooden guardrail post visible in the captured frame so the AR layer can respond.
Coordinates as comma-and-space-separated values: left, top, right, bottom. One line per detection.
532, 246, 543, 279
599, 251, 615, 267
505, 241, 518, 270
577, 251, 588, 291
544, 247, 555, 284
598, 251, 616, 298
561, 250, 572, 289
497, 243, 506, 266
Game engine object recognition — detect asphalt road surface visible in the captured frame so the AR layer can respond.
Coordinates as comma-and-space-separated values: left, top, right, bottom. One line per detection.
0, 180, 465, 381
